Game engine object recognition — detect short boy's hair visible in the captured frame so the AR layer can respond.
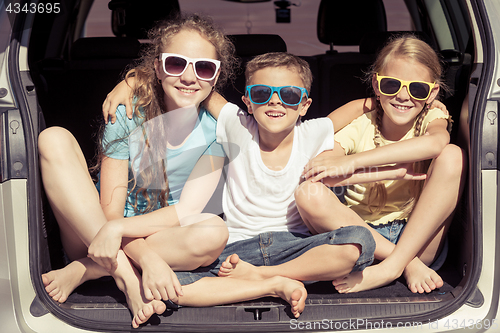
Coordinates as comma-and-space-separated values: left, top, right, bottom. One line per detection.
245, 52, 313, 93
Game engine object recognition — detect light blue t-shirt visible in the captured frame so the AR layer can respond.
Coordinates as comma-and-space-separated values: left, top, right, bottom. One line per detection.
100, 105, 224, 217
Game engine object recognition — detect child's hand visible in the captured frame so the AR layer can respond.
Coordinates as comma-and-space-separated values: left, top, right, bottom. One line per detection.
102, 77, 136, 124
392, 163, 427, 181
87, 221, 123, 272
429, 100, 449, 116
140, 253, 183, 303
302, 151, 357, 183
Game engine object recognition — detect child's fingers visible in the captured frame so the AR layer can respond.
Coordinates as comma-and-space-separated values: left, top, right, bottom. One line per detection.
166, 283, 179, 304
149, 287, 162, 301
301, 164, 312, 177
144, 287, 154, 301
159, 287, 169, 301
311, 173, 325, 183
125, 98, 133, 119
108, 101, 122, 124
106, 257, 118, 273
173, 277, 184, 296
102, 99, 110, 124
102, 98, 118, 124
410, 174, 427, 180
302, 165, 321, 180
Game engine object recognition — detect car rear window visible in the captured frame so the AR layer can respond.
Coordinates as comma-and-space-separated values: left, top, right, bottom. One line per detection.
85, 0, 412, 56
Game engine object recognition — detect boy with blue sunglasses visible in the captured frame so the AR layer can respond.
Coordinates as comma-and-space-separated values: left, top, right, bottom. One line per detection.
195, 52, 378, 283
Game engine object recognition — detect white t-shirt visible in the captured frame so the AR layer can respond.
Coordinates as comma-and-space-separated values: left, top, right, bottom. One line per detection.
216, 103, 335, 244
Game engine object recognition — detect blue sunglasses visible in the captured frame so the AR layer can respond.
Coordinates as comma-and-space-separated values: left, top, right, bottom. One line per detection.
245, 85, 309, 106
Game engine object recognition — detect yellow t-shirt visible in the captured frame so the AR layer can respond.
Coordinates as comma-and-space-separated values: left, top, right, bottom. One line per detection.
334, 108, 450, 225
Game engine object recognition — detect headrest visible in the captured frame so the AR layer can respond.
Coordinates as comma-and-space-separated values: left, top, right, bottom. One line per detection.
229, 34, 287, 57
108, 0, 180, 39
359, 31, 433, 54
71, 37, 141, 60
317, 0, 387, 46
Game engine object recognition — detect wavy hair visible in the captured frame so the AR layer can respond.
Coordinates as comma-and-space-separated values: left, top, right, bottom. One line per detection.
95, 13, 237, 214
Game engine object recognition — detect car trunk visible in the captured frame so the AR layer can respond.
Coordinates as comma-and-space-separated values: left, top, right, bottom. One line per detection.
24, 0, 481, 331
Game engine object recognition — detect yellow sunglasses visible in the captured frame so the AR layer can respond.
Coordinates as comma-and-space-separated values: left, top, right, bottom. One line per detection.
376, 73, 436, 100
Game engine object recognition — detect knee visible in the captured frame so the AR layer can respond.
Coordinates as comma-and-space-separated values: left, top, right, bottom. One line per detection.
345, 243, 363, 265
434, 144, 465, 179
189, 216, 228, 256
295, 180, 337, 213
329, 243, 362, 272
38, 127, 75, 160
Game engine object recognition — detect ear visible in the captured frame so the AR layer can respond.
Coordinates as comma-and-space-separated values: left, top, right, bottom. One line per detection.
372, 74, 380, 96
154, 58, 164, 80
299, 97, 312, 117
427, 83, 440, 105
242, 95, 253, 114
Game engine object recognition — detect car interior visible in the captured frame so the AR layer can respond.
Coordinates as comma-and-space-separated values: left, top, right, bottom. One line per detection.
27, 0, 475, 328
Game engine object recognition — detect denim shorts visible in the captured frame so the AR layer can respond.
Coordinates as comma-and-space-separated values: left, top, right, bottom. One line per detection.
367, 219, 448, 271
367, 219, 407, 244
175, 225, 375, 286
176, 226, 375, 285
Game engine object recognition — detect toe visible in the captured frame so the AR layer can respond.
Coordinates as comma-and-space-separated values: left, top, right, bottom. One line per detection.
48, 287, 59, 297
41, 274, 51, 286
135, 309, 147, 326
229, 253, 240, 265
153, 301, 167, 315
425, 278, 436, 291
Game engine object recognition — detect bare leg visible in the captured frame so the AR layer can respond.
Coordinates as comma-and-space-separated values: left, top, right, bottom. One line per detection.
143, 216, 229, 270
42, 257, 108, 303
332, 144, 466, 293
121, 216, 229, 302
39, 127, 165, 326
295, 180, 397, 260
177, 276, 307, 318
111, 251, 166, 328
296, 180, 441, 293
219, 243, 361, 282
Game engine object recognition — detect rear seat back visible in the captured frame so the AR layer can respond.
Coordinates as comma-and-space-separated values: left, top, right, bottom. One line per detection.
109, 0, 180, 39
222, 34, 287, 110
303, 0, 387, 120
36, 37, 142, 165
36, 1, 179, 165
317, 0, 387, 53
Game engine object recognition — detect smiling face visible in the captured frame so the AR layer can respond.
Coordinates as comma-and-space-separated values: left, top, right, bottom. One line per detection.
154, 29, 220, 112
373, 56, 440, 139
242, 66, 311, 142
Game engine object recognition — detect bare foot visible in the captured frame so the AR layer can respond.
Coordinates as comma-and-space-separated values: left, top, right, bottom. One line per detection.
116, 266, 167, 328
218, 254, 264, 280
42, 258, 103, 303
129, 297, 166, 328
332, 264, 397, 293
403, 258, 443, 293
270, 276, 307, 318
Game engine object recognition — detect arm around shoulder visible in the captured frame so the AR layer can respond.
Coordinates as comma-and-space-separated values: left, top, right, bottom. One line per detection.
202, 91, 228, 120
327, 97, 376, 133
102, 70, 136, 124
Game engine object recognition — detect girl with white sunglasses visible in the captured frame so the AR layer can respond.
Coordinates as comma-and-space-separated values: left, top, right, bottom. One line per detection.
38, 14, 237, 327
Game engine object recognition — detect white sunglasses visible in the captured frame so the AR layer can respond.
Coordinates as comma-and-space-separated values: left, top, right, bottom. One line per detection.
160, 53, 221, 81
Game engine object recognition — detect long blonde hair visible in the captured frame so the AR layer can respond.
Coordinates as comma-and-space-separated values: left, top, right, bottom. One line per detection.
97, 13, 237, 214
366, 35, 444, 218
